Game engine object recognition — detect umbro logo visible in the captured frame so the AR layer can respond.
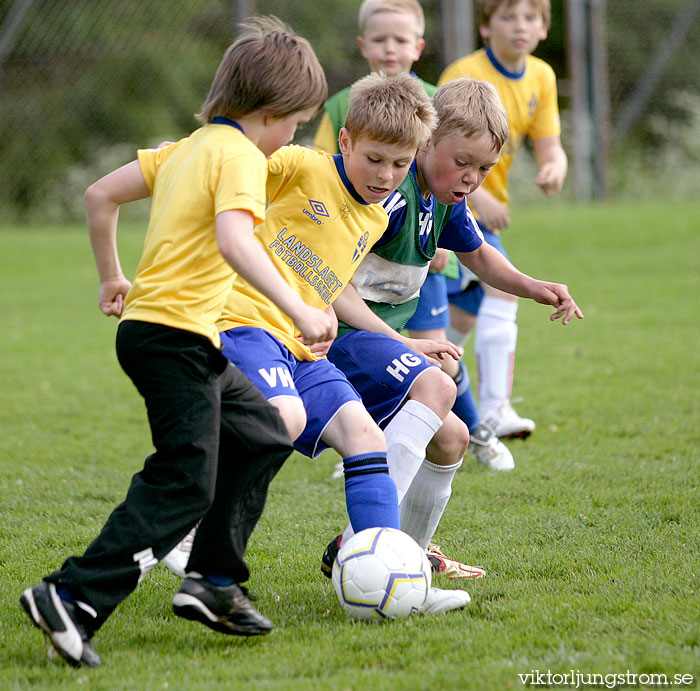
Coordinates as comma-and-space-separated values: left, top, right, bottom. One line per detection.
309, 199, 329, 217
303, 199, 329, 225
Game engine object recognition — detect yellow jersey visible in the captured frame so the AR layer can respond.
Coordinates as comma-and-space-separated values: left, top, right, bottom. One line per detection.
122, 122, 267, 348
439, 47, 561, 214
218, 145, 388, 361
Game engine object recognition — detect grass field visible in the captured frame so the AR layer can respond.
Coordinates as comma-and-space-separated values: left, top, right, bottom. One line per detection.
1, 200, 699, 690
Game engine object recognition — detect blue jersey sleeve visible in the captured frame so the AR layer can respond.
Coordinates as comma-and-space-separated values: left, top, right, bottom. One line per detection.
371, 190, 407, 249
437, 200, 483, 252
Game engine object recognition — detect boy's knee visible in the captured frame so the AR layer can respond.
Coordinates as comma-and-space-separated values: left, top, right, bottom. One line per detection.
270, 397, 307, 441
426, 415, 469, 464
408, 367, 457, 418
329, 403, 386, 456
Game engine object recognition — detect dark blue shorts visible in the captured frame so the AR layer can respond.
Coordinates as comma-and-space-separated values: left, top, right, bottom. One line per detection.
220, 327, 362, 458
404, 272, 450, 331
327, 330, 436, 427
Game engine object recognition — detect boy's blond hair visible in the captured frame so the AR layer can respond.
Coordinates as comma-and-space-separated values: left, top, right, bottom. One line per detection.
344, 72, 436, 150
431, 78, 509, 151
479, 0, 551, 32
197, 16, 327, 124
358, 0, 426, 36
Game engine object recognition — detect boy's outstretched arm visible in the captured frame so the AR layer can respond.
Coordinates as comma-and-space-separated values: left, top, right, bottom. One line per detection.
333, 284, 462, 365
85, 160, 151, 317
533, 136, 568, 196
456, 243, 583, 325
216, 210, 336, 345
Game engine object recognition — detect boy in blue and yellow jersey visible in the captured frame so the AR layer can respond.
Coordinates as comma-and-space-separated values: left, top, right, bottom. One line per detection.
20, 18, 333, 667
313, 0, 434, 154
439, 0, 568, 439
321, 78, 582, 591
216, 73, 472, 615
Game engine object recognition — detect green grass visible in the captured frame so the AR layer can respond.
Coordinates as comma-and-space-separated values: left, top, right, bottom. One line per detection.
1, 201, 699, 689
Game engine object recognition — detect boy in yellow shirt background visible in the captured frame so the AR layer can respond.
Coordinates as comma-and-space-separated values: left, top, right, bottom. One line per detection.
439, 0, 568, 439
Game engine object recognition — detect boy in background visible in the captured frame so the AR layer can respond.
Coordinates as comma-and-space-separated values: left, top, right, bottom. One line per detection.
439, 0, 568, 438
20, 18, 333, 668
313, 0, 434, 154
322, 77, 582, 588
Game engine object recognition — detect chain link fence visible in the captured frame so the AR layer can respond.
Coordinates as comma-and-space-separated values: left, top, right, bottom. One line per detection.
1, 0, 237, 222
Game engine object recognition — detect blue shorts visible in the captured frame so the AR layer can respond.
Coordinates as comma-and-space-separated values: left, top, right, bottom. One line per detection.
404, 272, 449, 331
220, 327, 362, 458
446, 228, 509, 316
327, 330, 436, 427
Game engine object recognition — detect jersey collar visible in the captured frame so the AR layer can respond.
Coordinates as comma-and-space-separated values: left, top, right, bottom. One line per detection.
211, 116, 245, 133
485, 46, 526, 80
332, 154, 370, 205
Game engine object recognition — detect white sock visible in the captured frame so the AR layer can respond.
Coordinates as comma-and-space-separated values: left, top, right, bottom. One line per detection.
475, 296, 518, 413
399, 459, 462, 549
445, 326, 471, 352
383, 399, 443, 504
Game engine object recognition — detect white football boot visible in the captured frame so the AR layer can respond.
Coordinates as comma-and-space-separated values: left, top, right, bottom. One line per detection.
482, 401, 535, 439
468, 422, 515, 470
162, 527, 196, 578
420, 587, 471, 614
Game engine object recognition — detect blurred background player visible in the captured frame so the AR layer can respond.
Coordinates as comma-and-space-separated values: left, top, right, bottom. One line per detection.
439, 0, 568, 439
313, 0, 434, 154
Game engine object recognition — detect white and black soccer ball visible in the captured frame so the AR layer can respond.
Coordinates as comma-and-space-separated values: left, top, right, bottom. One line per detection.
331, 527, 431, 620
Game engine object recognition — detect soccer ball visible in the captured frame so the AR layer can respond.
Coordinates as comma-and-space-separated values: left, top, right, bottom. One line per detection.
331, 527, 431, 620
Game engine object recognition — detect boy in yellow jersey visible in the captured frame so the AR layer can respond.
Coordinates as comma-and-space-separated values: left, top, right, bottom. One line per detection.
20, 18, 333, 667
217, 72, 470, 615
439, 0, 568, 438
313, 0, 434, 154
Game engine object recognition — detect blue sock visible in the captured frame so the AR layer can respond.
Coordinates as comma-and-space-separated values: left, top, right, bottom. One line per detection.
56, 585, 75, 603
202, 573, 235, 586
451, 361, 480, 432
343, 452, 400, 532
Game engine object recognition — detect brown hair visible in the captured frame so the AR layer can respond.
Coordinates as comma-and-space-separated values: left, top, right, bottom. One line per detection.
431, 78, 509, 150
344, 72, 436, 149
358, 0, 426, 36
479, 0, 551, 32
196, 16, 327, 124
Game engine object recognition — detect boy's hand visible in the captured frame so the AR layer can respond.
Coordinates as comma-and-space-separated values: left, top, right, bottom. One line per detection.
470, 190, 510, 230
397, 335, 461, 366
429, 248, 451, 273
298, 305, 337, 355
535, 162, 565, 196
305, 338, 335, 357
533, 137, 567, 197
296, 305, 337, 345
98, 277, 132, 317
532, 281, 584, 325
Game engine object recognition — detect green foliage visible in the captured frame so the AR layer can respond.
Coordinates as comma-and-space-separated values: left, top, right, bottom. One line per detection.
609, 88, 700, 200
0, 0, 230, 222
1, 200, 700, 688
